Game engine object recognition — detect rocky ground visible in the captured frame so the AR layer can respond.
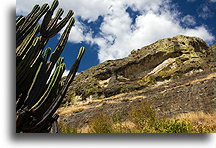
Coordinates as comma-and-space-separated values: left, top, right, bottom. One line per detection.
58, 70, 215, 131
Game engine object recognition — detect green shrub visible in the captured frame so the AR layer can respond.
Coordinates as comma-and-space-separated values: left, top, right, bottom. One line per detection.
89, 113, 113, 133
58, 122, 77, 133
128, 102, 191, 133
88, 101, 192, 133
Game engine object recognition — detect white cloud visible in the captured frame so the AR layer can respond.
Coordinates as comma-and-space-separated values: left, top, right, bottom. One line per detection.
183, 26, 214, 42
198, 5, 213, 19
181, 15, 196, 26
62, 70, 70, 77
67, 21, 89, 43
16, 0, 53, 16
62, 70, 81, 77
95, 12, 214, 62
17, 0, 214, 63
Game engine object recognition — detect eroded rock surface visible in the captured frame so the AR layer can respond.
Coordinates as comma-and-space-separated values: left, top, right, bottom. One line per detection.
58, 35, 215, 131
62, 35, 215, 106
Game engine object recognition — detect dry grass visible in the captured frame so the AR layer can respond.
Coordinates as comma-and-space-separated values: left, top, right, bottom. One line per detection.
86, 101, 192, 133
59, 109, 215, 133
58, 122, 77, 133
176, 111, 216, 133
58, 97, 215, 133
58, 94, 147, 116
57, 101, 107, 115
57, 106, 88, 115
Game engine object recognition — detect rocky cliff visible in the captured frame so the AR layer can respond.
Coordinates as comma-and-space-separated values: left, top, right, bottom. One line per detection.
63, 35, 215, 105
58, 35, 215, 131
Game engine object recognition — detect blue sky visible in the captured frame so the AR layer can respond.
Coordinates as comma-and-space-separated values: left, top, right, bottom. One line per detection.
16, 0, 216, 75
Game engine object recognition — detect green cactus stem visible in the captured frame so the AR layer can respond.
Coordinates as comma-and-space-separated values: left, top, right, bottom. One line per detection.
16, 0, 85, 133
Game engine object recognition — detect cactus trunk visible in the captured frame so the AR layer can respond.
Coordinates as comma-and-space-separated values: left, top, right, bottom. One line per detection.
16, 0, 85, 133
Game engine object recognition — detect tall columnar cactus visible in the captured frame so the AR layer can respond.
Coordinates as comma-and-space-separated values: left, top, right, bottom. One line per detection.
16, 0, 85, 133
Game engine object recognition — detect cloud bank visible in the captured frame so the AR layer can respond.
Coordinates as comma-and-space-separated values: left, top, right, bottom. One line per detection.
17, 0, 214, 63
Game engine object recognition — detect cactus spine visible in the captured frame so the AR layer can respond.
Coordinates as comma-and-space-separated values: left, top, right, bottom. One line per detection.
16, 0, 85, 133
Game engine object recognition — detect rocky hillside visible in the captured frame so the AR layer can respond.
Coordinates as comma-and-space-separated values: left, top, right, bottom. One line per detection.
62, 35, 215, 105
58, 35, 215, 131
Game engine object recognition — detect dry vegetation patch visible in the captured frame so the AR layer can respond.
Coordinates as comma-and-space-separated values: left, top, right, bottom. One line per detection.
176, 111, 216, 133
59, 101, 215, 133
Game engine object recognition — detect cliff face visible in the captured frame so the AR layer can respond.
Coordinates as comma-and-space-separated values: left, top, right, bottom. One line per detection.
58, 35, 215, 131
63, 35, 215, 106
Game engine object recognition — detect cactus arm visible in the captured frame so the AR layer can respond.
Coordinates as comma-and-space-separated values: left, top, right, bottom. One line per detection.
24, 17, 74, 106
16, 4, 49, 47
40, 0, 60, 37
45, 8, 64, 35
22, 59, 45, 108
32, 47, 85, 130
46, 17, 75, 76
16, 15, 24, 23
31, 62, 65, 110
16, 37, 42, 88
47, 11, 74, 38
16, 16, 25, 31
16, 37, 43, 85
40, 10, 53, 36
16, 25, 40, 57
23, 4, 40, 25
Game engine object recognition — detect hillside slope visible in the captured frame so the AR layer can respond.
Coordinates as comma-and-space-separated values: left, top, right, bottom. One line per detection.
58, 35, 215, 131
63, 35, 215, 104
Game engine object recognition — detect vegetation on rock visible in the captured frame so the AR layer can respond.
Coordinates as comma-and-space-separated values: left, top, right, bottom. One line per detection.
63, 35, 215, 106
59, 101, 215, 133
58, 36, 215, 133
